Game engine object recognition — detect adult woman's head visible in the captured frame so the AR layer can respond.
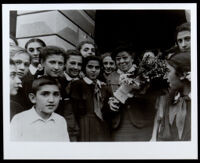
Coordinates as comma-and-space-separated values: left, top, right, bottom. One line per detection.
83, 56, 102, 81
77, 40, 96, 58
165, 51, 190, 90
10, 46, 31, 79
25, 38, 46, 66
101, 52, 116, 76
111, 45, 136, 73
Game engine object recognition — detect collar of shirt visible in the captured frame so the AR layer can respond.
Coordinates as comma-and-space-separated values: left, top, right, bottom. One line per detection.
28, 106, 56, 124
64, 72, 79, 81
117, 64, 137, 75
29, 64, 38, 75
173, 91, 191, 104
83, 77, 103, 88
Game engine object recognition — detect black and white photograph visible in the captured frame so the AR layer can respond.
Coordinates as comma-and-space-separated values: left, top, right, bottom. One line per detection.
2, 3, 198, 159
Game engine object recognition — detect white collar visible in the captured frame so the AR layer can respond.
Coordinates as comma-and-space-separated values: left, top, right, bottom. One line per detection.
29, 106, 56, 124
29, 64, 38, 75
83, 77, 103, 88
117, 64, 137, 75
64, 71, 79, 81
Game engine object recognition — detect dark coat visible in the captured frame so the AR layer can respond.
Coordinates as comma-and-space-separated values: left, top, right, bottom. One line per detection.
107, 71, 158, 141
10, 98, 25, 121
68, 79, 113, 141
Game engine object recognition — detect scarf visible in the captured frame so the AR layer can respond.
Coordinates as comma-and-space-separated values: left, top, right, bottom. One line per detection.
83, 77, 104, 120
169, 92, 190, 139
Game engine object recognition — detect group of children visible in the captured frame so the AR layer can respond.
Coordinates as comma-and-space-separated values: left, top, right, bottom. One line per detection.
9, 22, 191, 142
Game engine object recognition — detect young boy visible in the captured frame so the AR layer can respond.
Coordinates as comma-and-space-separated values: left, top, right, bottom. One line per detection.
10, 76, 70, 141
23, 46, 79, 141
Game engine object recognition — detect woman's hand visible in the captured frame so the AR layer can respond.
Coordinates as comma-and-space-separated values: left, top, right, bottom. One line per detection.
108, 97, 120, 112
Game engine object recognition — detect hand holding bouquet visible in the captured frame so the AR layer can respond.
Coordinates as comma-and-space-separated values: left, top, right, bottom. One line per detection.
118, 55, 169, 97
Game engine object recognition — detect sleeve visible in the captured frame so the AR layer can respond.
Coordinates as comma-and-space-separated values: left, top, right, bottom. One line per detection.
61, 117, 70, 142
62, 99, 80, 142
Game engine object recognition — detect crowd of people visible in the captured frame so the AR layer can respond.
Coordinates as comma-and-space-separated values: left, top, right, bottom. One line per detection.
9, 22, 191, 142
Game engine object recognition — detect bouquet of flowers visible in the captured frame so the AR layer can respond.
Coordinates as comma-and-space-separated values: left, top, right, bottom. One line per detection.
119, 55, 169, 96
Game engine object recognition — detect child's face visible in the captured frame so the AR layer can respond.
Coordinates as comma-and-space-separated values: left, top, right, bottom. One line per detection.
102, 56, 116, 75
65, 55, 82, 78
10, 65, 22, 95
34, 84, 61, 117
80, 43, 95, 58
12, 53, 30, 79
27, 42, 43, 65
165, 63, 182, 90
42, 54, 64, 77
177, 30, 190, 52
85, 60, 100, 81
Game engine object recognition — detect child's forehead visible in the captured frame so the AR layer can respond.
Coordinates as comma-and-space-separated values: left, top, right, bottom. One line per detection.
46, 54, 64, 59
38, 84, 60, 91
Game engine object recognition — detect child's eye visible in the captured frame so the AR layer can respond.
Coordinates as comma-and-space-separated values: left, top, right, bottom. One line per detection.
53, 92, 60, 97
95, 66, 100, 70
28, 48, 34, 52
185, 36, 190, 42
83, 48, 89, 52
178, 39, 183, 44
15, 60, 22, 65
116, 58, 121, 61
10, 73, 16, 79
49, 61, 56, 64
103, 62, 108, 65
24, 62, 30, 67
41, 92, 50, 96
69, 61, 76, 66
58, 62, 64, 66
87, 65, 93, 69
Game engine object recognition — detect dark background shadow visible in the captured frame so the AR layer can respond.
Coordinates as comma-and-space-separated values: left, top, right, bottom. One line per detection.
94, 10, 186, 55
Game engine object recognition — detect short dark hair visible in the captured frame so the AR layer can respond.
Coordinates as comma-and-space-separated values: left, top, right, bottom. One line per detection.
65, 49, 82, 63
175, 22, 190, 41
101, 52, 112, 61
31, 76, 61, 94
77, 40, 96, 51
25, 38, 46, 49
111, 45, 136, 61
76, 40, 99, 55
82, 55, 102, 74
40, 46, 66, 63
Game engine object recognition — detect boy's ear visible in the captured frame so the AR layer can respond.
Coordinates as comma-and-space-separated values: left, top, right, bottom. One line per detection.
29, 93, 36, 104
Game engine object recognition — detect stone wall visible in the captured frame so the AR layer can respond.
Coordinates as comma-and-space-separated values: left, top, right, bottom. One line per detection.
15, 10, 95, 50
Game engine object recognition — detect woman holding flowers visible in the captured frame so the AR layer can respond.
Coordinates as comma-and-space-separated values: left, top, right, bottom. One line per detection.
107, 45, 166, 141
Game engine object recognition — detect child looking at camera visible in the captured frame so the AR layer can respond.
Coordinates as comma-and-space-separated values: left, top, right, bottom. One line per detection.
10, 76, 70, 141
